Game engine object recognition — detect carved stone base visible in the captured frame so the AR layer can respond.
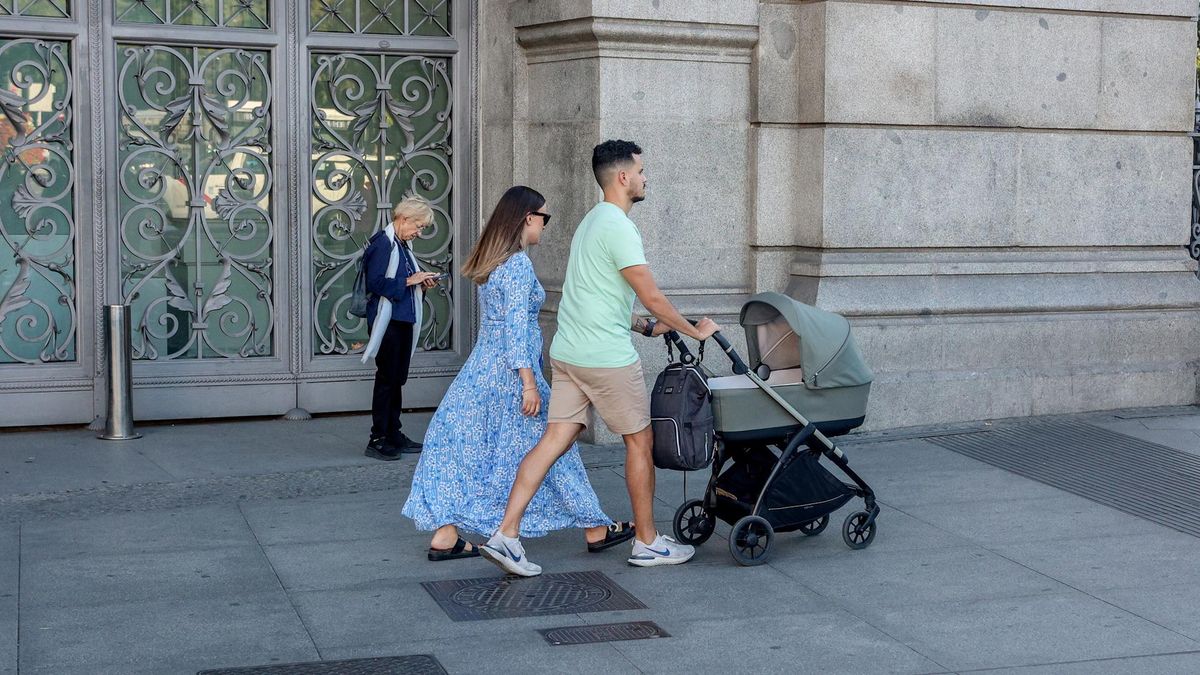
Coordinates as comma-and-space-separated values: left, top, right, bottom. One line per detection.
283, 407, 312, 422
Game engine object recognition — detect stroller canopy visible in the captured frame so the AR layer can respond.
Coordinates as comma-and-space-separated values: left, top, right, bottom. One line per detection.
739, 292, 874, 390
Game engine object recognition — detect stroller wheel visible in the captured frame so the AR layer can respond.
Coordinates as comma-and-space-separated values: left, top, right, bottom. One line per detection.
729, 515, 774, 566
798, 515, 829, 536
673, 499, 715, 545
841, 511, 876, 550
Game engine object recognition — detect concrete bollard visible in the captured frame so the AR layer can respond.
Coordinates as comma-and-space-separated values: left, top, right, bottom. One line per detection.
98, 304, 141, 440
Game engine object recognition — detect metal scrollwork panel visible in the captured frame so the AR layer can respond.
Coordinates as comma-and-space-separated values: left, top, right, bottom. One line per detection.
117, 44, 275, 360
115, 0, 269, 29
309, 0, 450, 37
310, 52, 453, 356
0, 0, 70, 18
0, 38, 76, 364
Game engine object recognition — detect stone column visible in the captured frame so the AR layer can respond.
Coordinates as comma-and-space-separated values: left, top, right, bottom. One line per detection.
491, 1, 760, 440
755, 0, 1200, 428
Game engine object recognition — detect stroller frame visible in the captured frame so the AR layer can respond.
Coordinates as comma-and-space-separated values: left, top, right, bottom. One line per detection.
666, 328, 879, 565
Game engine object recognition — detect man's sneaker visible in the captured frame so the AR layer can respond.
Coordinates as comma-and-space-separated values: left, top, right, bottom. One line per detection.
364, 436, 402, 461
628, 533, 695, 567
387, 432, 423, 454
479, 532, 542, 577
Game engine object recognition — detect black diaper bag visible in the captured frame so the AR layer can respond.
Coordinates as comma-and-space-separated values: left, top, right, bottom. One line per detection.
650, 346, 716, 471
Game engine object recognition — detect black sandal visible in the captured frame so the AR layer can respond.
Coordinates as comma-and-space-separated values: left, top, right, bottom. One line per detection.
587, 521, 636, 552
427, 537, 481, 561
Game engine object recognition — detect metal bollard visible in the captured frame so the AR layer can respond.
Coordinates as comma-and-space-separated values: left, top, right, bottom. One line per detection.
98, 304, 141, 440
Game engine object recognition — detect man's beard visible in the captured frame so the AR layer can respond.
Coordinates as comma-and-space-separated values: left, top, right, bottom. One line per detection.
631, 189, 646, 204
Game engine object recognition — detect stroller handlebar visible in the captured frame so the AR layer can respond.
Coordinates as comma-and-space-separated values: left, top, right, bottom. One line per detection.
664, 320, 750, 375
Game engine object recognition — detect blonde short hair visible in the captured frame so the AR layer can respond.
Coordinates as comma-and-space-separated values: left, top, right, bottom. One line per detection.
393, 195, 434, 224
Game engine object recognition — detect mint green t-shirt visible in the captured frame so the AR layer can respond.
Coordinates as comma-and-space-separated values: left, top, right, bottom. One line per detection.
550, 202, 648, 368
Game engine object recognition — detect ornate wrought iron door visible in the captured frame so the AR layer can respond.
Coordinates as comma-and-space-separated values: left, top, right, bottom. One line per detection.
0, 0, 473, 425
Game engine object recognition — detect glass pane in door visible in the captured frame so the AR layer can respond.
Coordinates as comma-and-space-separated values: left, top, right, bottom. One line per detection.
117, 44, 275, 360
310, 52, 453, 356
0, 38, 75, 364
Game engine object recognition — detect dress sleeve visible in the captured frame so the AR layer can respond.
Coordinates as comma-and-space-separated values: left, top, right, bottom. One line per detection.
500, 256, 536, 370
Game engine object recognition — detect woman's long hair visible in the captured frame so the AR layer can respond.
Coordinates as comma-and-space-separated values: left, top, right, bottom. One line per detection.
461, 185, 545, 284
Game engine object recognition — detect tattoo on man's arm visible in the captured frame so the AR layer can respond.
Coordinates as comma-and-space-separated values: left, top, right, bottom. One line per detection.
631, 316, 646, 333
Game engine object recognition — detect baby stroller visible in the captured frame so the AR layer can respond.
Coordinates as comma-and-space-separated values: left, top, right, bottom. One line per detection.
666, 292, 879, 566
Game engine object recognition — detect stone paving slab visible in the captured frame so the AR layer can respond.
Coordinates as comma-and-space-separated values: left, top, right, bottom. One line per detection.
18, 591, 317, 675
990, 531, 1200, 593
773, 546, 1068, 613
967, 650, 1200, 674
0, 435, 175, 497
866, 464, 1070, 509
20, 544, 279, 609
858, 591, 1199, 672
240, 491, 419, 547
607, 611, 944, 675
1088, 585, 1200, 642
19, 505, 254, 559
900, 492, 1176, 546
319, 633, 642, 675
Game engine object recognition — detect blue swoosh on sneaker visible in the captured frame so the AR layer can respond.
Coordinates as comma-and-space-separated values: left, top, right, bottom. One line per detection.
503, 543, 522, 562
646, 547, 671, 557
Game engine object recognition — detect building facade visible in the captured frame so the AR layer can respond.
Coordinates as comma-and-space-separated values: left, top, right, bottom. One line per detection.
2, 0, 1197, 432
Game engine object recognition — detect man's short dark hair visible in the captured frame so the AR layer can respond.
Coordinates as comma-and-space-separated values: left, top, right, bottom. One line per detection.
592, 139, 642, 186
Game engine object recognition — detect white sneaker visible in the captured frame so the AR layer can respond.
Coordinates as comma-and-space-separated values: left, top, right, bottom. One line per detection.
479, 532, 542, 577
627, 533, 695, 567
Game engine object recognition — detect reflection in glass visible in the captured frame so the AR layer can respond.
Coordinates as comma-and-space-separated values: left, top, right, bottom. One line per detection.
117, 45, 274, 360
309, 0, 449, 37
115, 0, 268, 29
0, 0, 70, 18
0, 38, 75, 364
310, 52, 453, 355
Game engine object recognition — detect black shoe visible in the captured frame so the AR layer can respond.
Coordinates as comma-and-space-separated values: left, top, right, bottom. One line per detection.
388, 433, 423, 454
365, 436, 402, 461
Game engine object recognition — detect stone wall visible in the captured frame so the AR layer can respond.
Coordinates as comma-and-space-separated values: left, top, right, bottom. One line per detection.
481, 0, 1200, 435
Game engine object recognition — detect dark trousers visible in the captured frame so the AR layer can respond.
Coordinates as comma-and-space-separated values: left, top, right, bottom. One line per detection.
370, 320, 414, 440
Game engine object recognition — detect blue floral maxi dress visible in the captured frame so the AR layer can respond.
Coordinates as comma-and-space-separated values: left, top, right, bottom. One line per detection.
402, 252, 612, 537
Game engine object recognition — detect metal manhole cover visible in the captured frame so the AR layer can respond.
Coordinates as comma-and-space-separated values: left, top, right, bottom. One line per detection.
421, 570, 646, 621
198, 655, 446, 674
540, 620, 669, 646
928, 420, 1200, 538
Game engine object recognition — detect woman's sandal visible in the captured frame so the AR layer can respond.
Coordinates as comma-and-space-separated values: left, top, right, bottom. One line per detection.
587, 521, 636, 552
427, 537, 481, 561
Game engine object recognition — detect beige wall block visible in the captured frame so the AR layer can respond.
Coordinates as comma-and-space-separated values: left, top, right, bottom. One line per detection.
753, 125, 823, 247
755, 1, 823, 124
896, 0, 1195, 17
820, 128, 1188, 248
824, 1, 936, 125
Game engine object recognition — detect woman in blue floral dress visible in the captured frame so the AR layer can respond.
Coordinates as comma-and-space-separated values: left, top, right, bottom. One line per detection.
403, 186, 634, 560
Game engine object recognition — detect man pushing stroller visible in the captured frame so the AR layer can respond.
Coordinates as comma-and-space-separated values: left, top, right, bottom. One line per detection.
480, 140, 720, 576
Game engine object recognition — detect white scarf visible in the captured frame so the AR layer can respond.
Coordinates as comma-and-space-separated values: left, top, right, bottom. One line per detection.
361, 223, 423, 363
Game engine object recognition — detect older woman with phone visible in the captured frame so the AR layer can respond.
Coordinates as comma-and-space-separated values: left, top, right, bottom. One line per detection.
402, 186, 633, 560
361, 195, 441, 461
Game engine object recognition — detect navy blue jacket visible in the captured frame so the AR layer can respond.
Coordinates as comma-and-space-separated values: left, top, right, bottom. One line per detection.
364, 229, 417, 328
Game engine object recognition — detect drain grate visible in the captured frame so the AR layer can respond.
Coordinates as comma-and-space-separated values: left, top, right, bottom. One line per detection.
928, 420, 1200, 538
540, 620, 669, 646
198, 655, 446, 674
421, 570, 646, 621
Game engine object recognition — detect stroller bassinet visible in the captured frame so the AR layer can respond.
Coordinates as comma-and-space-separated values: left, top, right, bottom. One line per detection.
666, 293, 880, 565
709, 293, 873, 442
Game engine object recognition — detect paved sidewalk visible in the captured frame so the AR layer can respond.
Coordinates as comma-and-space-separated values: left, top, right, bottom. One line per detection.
3, 407, 1200, 674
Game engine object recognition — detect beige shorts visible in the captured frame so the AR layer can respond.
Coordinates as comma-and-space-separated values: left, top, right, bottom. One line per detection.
547, 358, 651, 435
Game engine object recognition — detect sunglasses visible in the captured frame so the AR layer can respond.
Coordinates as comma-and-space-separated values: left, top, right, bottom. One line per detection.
531, 211, 551, 225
